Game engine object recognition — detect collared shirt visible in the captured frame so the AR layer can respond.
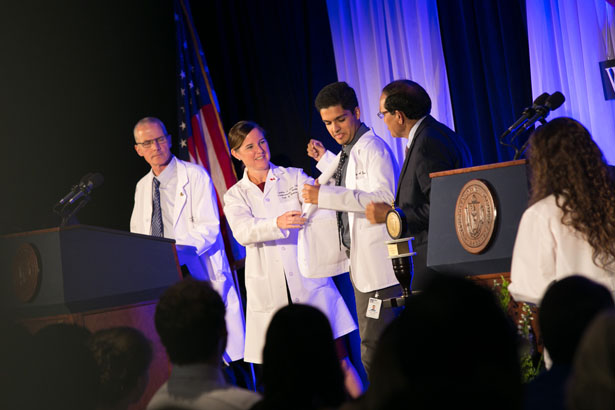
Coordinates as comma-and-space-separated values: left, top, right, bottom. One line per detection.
339, 123, 370, 249
147, 363, 261, 410
406, 116, 427, 152
151, 156, 178, 239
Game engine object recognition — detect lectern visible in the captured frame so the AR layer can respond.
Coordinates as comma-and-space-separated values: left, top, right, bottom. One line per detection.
427, 160, 529, 275
0, 225, 182, 410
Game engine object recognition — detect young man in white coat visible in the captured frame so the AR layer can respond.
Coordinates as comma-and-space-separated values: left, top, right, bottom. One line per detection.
130, 117, 246, 366
302, 82, 401, 376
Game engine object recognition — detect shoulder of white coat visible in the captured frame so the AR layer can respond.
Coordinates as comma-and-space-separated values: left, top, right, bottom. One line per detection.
223, 178, 248, 206
524, 195, 560, 220
177, 158, 210, 177
135, 171, 152, 190
272, 165, 306, 179
356, 131, 392, 157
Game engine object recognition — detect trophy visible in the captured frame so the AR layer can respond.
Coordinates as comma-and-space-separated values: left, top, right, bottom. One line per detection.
383, 206, 416, 307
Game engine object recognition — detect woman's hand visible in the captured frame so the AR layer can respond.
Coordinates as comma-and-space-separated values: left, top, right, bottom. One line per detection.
276, 210, 307, 229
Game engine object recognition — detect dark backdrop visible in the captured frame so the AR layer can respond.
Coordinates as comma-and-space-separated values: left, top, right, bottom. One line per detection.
189, 0, 340, 175
0, 0, 338, 235
437, 0, 533, 165
1, 1, 177, 234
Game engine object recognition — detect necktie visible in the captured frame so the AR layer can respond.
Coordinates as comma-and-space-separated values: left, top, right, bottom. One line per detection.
151, 177, 164, 237
333, 150, 348, 248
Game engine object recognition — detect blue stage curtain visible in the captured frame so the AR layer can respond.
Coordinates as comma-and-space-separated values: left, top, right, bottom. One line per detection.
437, 0, 533, 165
326, 0, 455, 168
526, 0, 615, 165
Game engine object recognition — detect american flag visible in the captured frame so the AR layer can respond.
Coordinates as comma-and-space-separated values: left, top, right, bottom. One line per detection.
173, 0, 245, 263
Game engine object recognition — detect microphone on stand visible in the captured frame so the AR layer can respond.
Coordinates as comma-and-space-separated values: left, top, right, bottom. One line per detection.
513, 92, 566, 160
516, 92, 566, 134
499, 92, 550, 142
67, 173, 104, 204
54, 173, 93, 210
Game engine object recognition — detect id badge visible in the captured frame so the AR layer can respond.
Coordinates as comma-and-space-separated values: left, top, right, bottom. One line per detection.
366, 297, 382, 319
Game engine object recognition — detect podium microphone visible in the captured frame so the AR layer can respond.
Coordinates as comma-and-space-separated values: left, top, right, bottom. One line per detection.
513, 92, 566, 160
517, 91, 566, 134
67, 173, 104, 204
499, 92, 550, 141
54, 173, 93, 209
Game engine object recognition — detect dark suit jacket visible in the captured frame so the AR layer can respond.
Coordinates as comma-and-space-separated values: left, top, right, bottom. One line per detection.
396, 115, 472, 289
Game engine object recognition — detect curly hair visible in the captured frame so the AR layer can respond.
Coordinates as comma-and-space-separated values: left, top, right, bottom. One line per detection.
528, 117, 615, 268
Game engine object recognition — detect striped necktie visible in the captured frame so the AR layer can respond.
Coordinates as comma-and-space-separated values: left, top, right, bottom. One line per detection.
151, 177, 164, 237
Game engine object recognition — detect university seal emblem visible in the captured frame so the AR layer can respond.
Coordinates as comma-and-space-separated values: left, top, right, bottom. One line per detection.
12, 243, 41, 303
454, 179, 497, 254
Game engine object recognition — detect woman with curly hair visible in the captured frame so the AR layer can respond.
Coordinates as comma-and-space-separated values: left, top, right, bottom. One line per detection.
509, 117, 615, 305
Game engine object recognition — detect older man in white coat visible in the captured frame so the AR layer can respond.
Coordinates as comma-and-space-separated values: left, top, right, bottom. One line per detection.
302, 82, 401, 376
130, 117, 245, 364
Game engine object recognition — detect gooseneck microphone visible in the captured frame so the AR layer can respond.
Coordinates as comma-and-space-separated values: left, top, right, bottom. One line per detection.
67, 173, 104, 204
499, 92, 550, 141
53, 172, 105, 226
517, 91, 566, 134
54, 173, 93, 209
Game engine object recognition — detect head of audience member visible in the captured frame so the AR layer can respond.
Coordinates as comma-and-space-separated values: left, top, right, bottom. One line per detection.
528, 117, 615, 268
379, 80, 431, 139
539, 275, 614, 367
33, 323, 99, 410
566, 309, 615, 410
259, 304, 346, 410
229, 120, 271, 173
133, 117, 173, 175
155, 278, 227, 366
366, 274, 521, 410
315, 81, 362, 146
89, 326, 154, 410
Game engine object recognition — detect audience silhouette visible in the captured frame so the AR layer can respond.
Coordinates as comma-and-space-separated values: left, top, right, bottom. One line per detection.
251, 304, 347, 410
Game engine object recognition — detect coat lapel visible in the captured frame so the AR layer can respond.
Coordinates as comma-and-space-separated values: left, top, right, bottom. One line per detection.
174, 160, 189, 228
142, 172, 154, 231
395, 116, 431, 203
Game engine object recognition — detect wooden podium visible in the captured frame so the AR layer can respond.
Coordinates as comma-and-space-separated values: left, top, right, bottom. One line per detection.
0, 225, 182, 410
426, 160, 545, 357
427, 160, 529, 276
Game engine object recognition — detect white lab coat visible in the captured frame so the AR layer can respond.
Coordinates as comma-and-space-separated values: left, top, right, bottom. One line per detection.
223, 164, 357, 364
130, 158, 245, 362
314, 130, 399, 293
509, 194, 615, 305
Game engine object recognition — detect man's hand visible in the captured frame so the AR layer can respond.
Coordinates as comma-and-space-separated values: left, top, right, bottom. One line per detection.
276, 211, 306, 229
365, 202, 392, 224
307, 139, 325, 161
302, 183, 320, 204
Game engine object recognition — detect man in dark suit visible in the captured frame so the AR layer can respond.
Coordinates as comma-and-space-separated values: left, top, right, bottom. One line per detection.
366, 80, 472, 290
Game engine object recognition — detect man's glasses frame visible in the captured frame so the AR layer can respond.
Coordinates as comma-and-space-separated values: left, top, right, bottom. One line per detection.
135, 135, 170, 148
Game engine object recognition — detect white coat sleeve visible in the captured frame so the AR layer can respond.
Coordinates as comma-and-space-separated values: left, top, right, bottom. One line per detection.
223, 187, 290, 246
178, 169, 223, 256
316, 150, 337, 175
318, 139, 396, 213
129, 183, 143, 234
508, 207, 557, 305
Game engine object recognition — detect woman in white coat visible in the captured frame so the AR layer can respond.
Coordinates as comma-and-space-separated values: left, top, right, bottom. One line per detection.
223, 121, 362, 395
509, 117, 615, 305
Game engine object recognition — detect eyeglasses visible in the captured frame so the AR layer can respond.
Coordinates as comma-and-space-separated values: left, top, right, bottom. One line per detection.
376, 111, 390, 119
135, 135, 170, 148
